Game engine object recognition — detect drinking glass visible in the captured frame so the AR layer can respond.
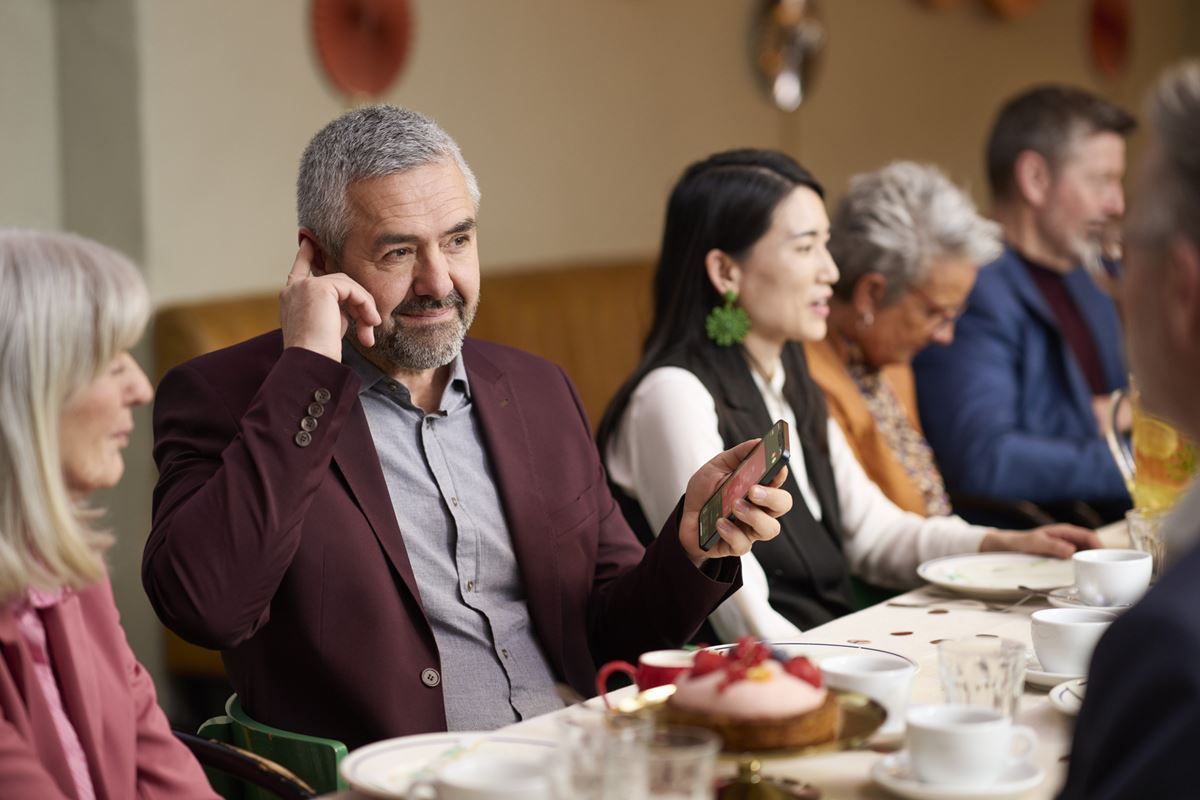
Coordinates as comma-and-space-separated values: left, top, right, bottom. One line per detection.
1128, 508, 1167, 581
937, 638, 1026, 719
552, 704, 653, 800
645, 726, 720, 800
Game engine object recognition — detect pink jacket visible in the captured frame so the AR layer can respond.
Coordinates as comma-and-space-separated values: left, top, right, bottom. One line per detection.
0, 576, 217, 799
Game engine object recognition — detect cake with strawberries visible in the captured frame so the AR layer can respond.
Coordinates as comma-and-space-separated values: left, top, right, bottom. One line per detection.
662, 638, 840, 752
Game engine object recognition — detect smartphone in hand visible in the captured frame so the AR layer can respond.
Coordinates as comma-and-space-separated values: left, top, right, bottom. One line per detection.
698, 420, 790, 551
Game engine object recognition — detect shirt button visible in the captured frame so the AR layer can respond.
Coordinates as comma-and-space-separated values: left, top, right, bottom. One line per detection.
420, 668, 441, 688
450, 497, 459, 507
294, 430, 312, 447
466, 580, 474, 592
307, 402, 325, 418
300, 415, 319, 432
501, 649, 510, 660
314, 388, 332, 404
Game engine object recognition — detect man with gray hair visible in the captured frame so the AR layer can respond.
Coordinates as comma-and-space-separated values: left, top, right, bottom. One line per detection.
913, 86, 1135, 523
143, 105, 790, 748
1059, 60, 1200, 799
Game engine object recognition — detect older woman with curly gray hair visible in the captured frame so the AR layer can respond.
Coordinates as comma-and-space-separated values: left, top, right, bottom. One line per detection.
806, 162, 1001, 516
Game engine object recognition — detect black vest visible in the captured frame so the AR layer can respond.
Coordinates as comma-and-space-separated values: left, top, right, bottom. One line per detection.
611, 341, 856, 632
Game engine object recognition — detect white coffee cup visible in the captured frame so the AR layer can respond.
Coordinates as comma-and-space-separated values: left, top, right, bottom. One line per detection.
820, 654, 916, 736
1073, 549, 1151, 607
906, 704, 1037, 787
429, 755, 552, 800
1031, 608, 1117, 675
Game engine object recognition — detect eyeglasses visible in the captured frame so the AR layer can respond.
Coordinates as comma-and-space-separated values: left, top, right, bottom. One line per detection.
909, 285, 964, 331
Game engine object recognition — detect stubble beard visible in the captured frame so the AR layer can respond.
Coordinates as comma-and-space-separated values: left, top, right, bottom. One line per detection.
367, 290, 478, 371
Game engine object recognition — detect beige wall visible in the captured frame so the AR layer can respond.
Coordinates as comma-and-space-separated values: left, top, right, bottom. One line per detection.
789, 0, 1200, 205
0, 0, 60, 229
136, 0, 782, 305
1, 0, 1198, 717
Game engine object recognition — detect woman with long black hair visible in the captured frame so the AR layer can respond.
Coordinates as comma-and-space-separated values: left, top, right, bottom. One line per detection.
597, 149, 1097, 640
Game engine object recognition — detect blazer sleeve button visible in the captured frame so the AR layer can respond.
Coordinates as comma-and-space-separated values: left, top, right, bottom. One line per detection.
307, 402, 325, 418
300, 416, 319, 432
420, 668, 441, 688
314, 388, 332, 404
294, 430, 313, 447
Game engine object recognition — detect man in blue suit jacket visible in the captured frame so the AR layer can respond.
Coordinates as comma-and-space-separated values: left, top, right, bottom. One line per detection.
1059, 60, 1200, 799
914, 85, 1135, 516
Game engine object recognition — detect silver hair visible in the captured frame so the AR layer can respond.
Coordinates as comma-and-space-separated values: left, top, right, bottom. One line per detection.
297, 105, 481, 261
1141, 60, 1200, 246
829, 161, 1002, 304
0, 230, 149, 599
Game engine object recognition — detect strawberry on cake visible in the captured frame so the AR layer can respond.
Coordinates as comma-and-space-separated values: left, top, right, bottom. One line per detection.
663, 638, 841, 751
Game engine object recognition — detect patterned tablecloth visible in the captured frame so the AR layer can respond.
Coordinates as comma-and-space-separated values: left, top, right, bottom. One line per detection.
324, 522, 1130, 799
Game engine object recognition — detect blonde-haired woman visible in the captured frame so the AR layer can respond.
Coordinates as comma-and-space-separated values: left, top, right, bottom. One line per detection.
0, 230, 217, 798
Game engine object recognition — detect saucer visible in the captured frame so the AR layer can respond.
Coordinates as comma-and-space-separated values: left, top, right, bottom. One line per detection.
871, 752, 1044, 799
1024, 653, 1084, 690
1049, 678, 1087, 716
1046, 586, 1131, 614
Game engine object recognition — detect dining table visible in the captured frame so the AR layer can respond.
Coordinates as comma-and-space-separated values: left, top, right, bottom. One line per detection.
324, 523, 1130, 799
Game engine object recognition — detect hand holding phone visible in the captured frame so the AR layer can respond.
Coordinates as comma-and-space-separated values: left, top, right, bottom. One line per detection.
698, 420, 790, 551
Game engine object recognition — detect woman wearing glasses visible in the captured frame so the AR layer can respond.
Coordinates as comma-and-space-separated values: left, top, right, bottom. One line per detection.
807, 162, 999, 516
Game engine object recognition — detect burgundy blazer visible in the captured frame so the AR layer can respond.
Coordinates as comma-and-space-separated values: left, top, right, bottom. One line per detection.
0, 579, 217, 799
144, 332, 737, 749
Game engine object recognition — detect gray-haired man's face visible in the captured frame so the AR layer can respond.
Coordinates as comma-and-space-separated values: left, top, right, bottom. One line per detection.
336, 160, 481, 374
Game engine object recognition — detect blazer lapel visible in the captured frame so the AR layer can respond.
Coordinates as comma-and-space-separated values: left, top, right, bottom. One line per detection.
1065, 268, 1127, 389
331, 404, 424, 607
42, 596, 107, 800
463, 343, 565, 670
1006, 255, 1096, 417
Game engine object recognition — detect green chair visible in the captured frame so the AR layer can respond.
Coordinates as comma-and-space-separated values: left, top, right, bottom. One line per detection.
197, 694, 348, 800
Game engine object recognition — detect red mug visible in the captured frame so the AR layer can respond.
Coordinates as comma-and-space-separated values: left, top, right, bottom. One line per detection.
596, 649, 694, 702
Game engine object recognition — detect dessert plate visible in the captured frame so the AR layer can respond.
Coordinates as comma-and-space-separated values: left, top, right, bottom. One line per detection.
1024, 653, 1084, 690
1046, 586, 1131, 614
707, 641, 918, 669
917, 553, 1073, 600
871, 751, 1044, 799
1049, 678, 1087, 716
340, 732, 555, 799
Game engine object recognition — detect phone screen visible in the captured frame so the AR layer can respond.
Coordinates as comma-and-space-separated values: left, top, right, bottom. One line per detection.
720, 445, 766, 518
698, 420, 789, 551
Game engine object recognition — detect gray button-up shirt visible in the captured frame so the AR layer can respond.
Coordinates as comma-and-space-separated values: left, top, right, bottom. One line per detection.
343, 343, 562, 730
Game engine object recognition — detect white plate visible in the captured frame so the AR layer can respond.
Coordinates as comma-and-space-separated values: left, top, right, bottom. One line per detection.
707, 640, 918, 668
1046, 586, 1131, 614
871, 751, 1044, 799
1024, 653, 1084, 690
340, 732, 555, 799
917, 553, 1074, 600
1049, 679, 1087, 716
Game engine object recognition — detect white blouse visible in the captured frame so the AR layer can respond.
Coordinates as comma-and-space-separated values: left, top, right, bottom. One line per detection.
605, 363, 990, 642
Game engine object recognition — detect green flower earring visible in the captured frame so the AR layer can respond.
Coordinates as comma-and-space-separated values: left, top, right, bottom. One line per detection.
705, 290, 750, 346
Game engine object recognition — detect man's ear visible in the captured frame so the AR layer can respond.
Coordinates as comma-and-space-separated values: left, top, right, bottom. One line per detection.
1013, 150, 1052, 208
704, 249, 741, 296
298, 228, 330, 276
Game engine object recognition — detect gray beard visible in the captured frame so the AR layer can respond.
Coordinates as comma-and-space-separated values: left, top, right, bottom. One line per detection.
369, 291, 477, 371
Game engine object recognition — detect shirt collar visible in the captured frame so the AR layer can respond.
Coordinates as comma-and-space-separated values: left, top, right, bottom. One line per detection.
340, 339, 472, 406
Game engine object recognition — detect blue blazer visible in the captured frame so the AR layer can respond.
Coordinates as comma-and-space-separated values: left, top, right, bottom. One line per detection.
1059, 520, 1200, 799
912, 247, 1128, 505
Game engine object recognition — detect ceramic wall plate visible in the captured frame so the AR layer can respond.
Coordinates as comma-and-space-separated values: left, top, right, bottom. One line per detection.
917, 553, 1073, 600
